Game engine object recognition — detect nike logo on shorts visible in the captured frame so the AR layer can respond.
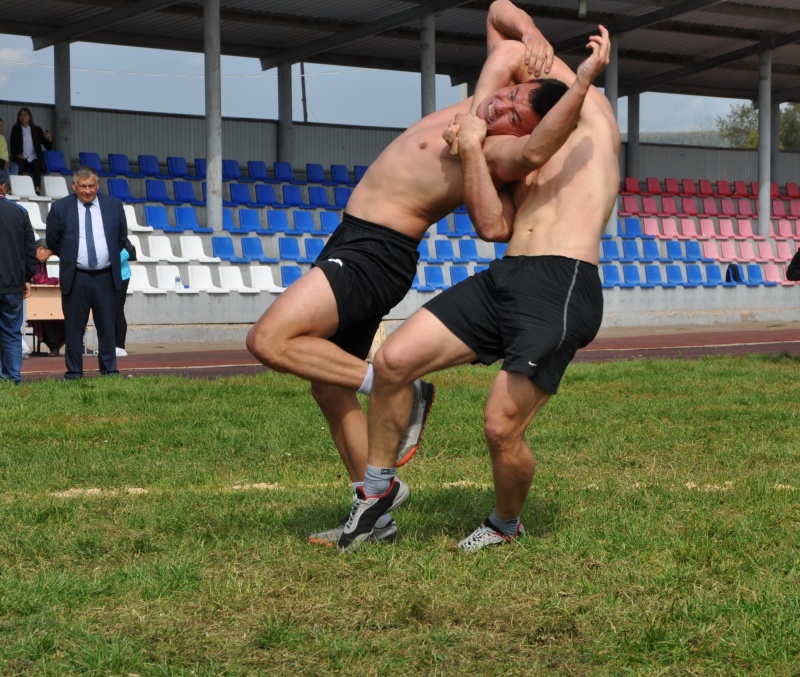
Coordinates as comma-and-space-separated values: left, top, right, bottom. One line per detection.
328, 258, 344, 267
528, 361, 537, 367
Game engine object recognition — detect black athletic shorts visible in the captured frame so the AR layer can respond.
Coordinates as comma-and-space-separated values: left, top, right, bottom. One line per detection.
313, 213, 420, 359
424, 255, 603, 394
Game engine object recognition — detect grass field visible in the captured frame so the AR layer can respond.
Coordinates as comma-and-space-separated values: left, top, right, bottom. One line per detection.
1, 354, 799, 675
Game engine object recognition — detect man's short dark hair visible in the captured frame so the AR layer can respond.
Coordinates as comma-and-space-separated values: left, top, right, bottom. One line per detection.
528, 78, 570, 119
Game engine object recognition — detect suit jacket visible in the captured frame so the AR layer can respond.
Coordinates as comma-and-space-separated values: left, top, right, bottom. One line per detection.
45, 193, 127, 295
9, 123, 52, 161
0, 198, 37, 293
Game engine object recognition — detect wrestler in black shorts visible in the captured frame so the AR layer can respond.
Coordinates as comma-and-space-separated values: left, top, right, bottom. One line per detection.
313, 213, 420, 360
424, 254, 603, 394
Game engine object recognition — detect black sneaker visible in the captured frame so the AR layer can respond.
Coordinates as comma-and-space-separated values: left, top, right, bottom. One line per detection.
395, 379, 435, 467
337, 478, 409, 553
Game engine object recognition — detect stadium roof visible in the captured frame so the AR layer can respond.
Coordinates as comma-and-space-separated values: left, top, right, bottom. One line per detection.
2, 0, 799, 104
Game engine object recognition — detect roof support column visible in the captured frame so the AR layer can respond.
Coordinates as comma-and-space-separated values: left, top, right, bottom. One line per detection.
53, 42, 72, 168
604, 35, 619, 118
278, 63, 293, 165
771, 102, 781, 183
204, 0, 223, 232
420, 13, 436, 118
626, 92, 640, 180
757, 49, 771, 238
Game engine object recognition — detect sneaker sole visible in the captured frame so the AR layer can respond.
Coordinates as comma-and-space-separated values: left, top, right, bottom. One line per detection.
310, 524, 398, 548
396, 383, 435, 468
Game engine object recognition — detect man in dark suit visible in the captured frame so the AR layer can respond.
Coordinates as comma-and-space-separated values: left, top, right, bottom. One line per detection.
44, 165, 126, 379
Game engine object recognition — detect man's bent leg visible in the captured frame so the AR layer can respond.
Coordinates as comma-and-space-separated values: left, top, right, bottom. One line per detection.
246, 267, 369, 390
311, 382, 368, 482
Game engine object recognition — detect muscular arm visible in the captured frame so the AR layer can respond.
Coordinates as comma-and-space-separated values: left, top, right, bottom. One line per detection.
486, 0, 553, 77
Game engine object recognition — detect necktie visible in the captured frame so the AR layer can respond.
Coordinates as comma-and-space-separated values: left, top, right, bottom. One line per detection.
84, 202, 97, 268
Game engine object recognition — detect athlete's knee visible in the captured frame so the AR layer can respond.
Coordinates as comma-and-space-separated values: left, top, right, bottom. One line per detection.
372, 341, 415, 387
246, 322, 289, 371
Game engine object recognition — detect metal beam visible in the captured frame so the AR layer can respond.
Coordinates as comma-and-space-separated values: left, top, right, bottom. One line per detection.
259, 0, 473, 71
33, 0, 183, 50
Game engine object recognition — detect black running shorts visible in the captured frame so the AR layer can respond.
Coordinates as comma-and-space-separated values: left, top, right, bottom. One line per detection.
313, 213, 420, 359
424, 255, 603, 394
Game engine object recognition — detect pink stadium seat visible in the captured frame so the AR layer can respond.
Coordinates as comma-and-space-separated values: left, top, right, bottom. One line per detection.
660, 196, 679, 218
772, 201, 789, 219
642, 217, 661, 238
776, 240, 795, 262
715, 180, 732, 198
698, 179, 714, 197
770, 219, 796, 241
756, 241, 776, 262
736, 219, 765, 241
720, 198, 737, 218
679, 218, 699, 240
698, 218, 717, 239
737, 240, 758, 263
701, 240, 720, 261
719, 240, 738, 262
765, 263, 795, 286
718, 219, 742, 240
660, 218, 680, 239
737, 199, 756, 219
664, 178, 680, 196
644, 177, 661, 195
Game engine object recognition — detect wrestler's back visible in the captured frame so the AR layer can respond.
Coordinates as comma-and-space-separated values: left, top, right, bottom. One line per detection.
345, 99, 473, 239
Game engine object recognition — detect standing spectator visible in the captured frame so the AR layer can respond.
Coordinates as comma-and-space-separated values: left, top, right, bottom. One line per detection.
115, 240, 134, 357
9, 107, 53, 194
0, 117, 19, 176
0, 168, 37, 384
44, 166, 127, 379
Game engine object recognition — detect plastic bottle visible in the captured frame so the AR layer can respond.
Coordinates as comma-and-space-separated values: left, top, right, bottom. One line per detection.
174, 275, 181, 291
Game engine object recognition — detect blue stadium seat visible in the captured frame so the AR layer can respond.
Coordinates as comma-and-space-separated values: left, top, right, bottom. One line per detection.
241, 236, 279, 263
44, 150, 72, 175
107, 178, 145, 203
167, 156, 202, 181
145, 179, 181, 205
618, 217, 648, 239
266, 210, 290, 235
641, 239, 665, 263
281, 265, 303, 287
330, 164, 355, 186
412, 272, 435, 293
144, 205, 179, 232
620, 264, 641, 287
308, 186, 336, 209
642, 265, 664, 288
665, 240, 686, 262
108, 153, 144, 178
621, 239, 642, 262
454, 213, 477, 238
247, 160, 274, 183
601, 264, 622, 288
304, 237, 325, 262
175, 206, 213, 233
600, 240, 621, 263
449, 265, 470, 286
456, 239, 491, 263
229, 183, 257, 207
423, 266, 448, 291
434, 239, 456, 262
254, 184, 287, 208
664, 264, 686, 287
417, 240, 443, 264
684, 264, 713, 288
319, 211, 340, 234
238, 209, 269, 235
222, 208, 236, 233
745, 263, 777, 287
292, 211, 316, 234
78, 152, 114, 177
705, 264, 737, 288
684, 239, 715, 263
305, 163, 335, 185
193, 158, 207, 180
494, 242, 508, 259
274, 161, 306, 184
211, 236, 249, 263
282, 185, 311, 208
138, 154, 171, 179
173, 181, 204, 206
436, 218, 452, 237
354, 165, 368, 184
333, 187, 351, 209
279, 237, 313, 263
223, 159, 249, 183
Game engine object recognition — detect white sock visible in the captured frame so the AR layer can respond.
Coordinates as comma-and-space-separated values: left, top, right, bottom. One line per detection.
357, 363, 374, 395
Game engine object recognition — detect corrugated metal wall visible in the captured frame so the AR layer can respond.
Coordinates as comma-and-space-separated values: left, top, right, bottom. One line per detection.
2, 100, 798, 181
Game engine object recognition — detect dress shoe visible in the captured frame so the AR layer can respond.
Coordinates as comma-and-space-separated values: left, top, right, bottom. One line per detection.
47, 349, 59, 357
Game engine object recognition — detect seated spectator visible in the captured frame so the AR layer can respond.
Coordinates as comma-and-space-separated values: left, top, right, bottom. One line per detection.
30, 238, 65, 356
9, 107, 53, 194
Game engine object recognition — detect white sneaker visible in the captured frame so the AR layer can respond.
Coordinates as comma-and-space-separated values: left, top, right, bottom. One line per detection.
116, 347, 128, 357
457, 519, 526, 552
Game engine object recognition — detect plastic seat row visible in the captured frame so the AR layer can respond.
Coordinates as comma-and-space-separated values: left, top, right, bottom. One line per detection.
129, 263, 286, 294
602, 262, 795, 289
44, 150, 369, 187
619, 216, 800, 242
619, 194, 800, 221
621, 177, 796, 200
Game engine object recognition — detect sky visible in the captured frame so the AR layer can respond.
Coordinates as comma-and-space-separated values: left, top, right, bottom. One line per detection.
0, 33, 745, 133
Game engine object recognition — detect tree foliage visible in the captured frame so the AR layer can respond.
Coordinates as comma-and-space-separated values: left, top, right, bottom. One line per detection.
716, 102, 800, 150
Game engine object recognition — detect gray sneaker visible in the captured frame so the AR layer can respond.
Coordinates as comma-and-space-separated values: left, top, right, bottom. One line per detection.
395, 379, 435, 467
457, 519, 526, 552
309, 515, 398, 546
337, 478, 409, 553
